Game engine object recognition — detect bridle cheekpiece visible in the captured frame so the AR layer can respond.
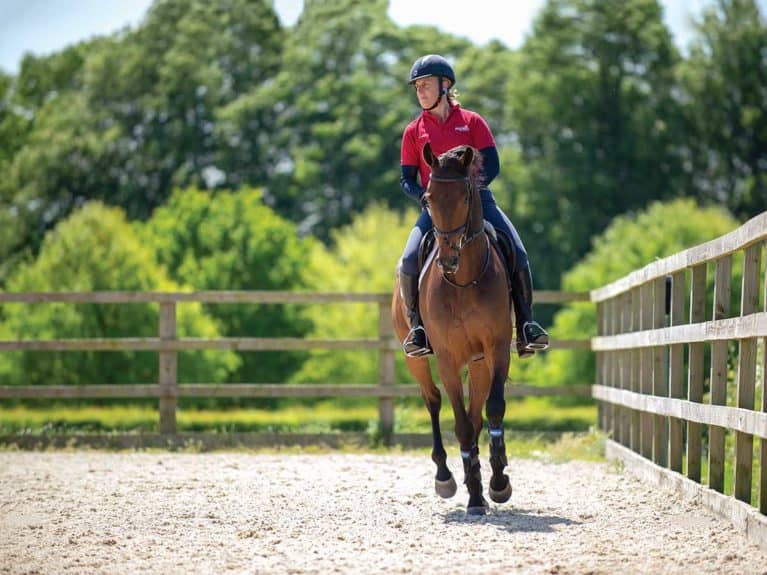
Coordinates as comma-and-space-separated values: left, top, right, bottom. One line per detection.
427, 172, 490, 288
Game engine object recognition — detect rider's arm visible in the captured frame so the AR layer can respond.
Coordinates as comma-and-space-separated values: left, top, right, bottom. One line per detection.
400, 165, 425, 203
469, 110, 499, 188
479, 146, 499, 187
400, 122, 426, 204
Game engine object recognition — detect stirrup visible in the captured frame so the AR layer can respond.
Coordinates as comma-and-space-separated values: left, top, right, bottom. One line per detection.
522, 321, 549, 350
403, 325, 432, 357
514, 338, 535, 359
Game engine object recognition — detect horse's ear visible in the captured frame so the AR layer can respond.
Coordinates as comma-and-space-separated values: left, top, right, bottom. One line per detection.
460, 146, 474, 170
423, 142, 437, 167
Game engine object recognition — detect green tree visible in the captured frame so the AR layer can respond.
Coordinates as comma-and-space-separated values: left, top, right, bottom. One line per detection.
1, 92, 122, 272
505, 0, 685, 288
517, 199, 738, 389
0, 0, 285, 281
680, 0, 767, 219
139, 187, 313, 383
0, 70, 31, 281
0, 203, 239, 386
230, 0, 470, 238
0, 41, 113, 281
291, 203, 419, 385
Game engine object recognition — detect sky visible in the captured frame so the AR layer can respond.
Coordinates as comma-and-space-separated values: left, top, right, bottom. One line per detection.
0, 0, 760, 74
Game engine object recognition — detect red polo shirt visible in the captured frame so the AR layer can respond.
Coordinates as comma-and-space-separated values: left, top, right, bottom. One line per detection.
400, 104, 496, 188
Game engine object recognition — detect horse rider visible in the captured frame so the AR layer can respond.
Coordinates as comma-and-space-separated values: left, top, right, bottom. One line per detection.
398, 54, 549, 359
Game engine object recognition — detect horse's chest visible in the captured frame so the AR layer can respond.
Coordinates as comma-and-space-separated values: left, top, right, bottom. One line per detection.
426, 293, 484, 340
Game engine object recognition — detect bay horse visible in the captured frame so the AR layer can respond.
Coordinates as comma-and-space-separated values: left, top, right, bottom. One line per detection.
391, 143, 513, 515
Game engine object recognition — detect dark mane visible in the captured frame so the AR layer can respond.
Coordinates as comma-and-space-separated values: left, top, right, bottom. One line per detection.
436, 145, 485, 189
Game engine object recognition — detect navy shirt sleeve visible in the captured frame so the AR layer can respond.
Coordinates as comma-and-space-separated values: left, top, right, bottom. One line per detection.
479, 146, 499, 187
400, 165, 424, 203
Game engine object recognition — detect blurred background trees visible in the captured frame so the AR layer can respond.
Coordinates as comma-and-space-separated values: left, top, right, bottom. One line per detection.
0, 0, 765, 389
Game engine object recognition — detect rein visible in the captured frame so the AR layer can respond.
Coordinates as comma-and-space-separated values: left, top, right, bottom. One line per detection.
428, 173, 490, 288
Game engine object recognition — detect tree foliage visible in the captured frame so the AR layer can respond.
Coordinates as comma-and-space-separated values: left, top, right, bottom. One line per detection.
518, 198, 739, 388
679, 0, 767, 218
0, 0, 763, 309
0, 203, 239, 386
505, 0, 687, 288
0, 0, 285, 279
139, 187, 314, 383
291, 203, 419, 385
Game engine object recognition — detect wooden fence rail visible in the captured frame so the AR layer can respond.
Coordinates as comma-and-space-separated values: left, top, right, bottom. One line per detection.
592, 211, 767, 528
0, 290, 591, 443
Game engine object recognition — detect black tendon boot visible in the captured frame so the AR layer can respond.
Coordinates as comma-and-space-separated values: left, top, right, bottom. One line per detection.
400, 270, 432, 357
510, 266, 549, 358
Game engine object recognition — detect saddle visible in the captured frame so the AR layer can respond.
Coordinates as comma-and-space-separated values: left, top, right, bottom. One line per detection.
417, 221, 515, 286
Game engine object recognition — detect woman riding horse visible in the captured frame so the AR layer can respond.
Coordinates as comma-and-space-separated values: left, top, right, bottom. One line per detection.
398, 54, 548, 358
392, 142, 514, 513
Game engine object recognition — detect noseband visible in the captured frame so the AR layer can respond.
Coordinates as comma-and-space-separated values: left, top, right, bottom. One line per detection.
428, 173, 490, 288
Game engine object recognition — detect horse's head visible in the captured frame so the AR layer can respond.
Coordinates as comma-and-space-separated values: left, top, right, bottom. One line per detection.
422, 143, 484, 275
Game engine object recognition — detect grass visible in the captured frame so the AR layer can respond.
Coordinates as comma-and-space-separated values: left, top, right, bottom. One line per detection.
0, 396, 598, 435
695, 431, 763, 509
0, 398, 604, 462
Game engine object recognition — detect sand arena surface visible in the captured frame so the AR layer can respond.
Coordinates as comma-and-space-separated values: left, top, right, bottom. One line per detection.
1, 451, 766, 574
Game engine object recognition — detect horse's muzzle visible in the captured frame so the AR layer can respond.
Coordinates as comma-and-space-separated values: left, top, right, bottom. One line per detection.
438, 255, 459, 274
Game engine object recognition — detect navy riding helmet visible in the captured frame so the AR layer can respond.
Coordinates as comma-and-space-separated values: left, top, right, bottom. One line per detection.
408, 54, 455, 110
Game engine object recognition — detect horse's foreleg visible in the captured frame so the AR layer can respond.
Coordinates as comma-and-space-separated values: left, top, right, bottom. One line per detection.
426, 394, 457, 498
438, 360, 487, 515
465, 374, 492, 515
406, 356, 456, 498
485, 351, 512, 504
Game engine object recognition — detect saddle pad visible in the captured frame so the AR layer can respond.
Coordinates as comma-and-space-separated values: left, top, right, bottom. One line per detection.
418, 244, 438, 289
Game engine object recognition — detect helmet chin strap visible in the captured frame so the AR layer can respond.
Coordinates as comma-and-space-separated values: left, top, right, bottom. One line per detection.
422, 76, 447, 111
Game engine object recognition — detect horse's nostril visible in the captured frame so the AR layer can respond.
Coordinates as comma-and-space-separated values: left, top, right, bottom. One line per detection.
438, 257, 459, 273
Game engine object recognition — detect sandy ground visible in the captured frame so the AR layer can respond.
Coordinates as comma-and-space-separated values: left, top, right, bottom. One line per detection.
1, 451, 766, 575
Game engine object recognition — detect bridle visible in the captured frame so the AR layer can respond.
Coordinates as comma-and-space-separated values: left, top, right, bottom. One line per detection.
427, 173, 490, 288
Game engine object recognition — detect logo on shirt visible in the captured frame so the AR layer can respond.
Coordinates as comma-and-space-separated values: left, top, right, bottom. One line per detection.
454, 125, 470, 132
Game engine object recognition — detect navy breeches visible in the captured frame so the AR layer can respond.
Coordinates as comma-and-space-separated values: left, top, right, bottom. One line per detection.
400, 189, 529, 277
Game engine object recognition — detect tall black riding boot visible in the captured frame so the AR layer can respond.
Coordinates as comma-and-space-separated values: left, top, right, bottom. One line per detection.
400, 270, 432, 357
510, 266, 549, 358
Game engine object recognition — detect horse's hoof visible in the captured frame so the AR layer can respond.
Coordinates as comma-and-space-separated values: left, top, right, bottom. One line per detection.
466, 496, 489, 515
489, 476, 512, 504
435, 474, 457, 499
466, 502, 489, 515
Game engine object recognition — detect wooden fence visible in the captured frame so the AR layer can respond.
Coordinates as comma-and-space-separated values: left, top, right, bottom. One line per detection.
591, 211, 767, 543
0, 290, 591, 444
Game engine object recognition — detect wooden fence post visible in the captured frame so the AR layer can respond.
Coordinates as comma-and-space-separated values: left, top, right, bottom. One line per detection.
709, 255, 732, 492
630, 286, 641, 452
609, 297, 621, 443
159, 301, 178, 435
668, 270, 685, 473
734, 243, 761, 502
620, 291, 632, 447
687, 263, 706, 482
378, 297, 396, 446
604, 299, 616, 439
596, 301, 606, 433
652, 276, 668, 467
761, 240, 767, 515
639, 282, 653, 460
